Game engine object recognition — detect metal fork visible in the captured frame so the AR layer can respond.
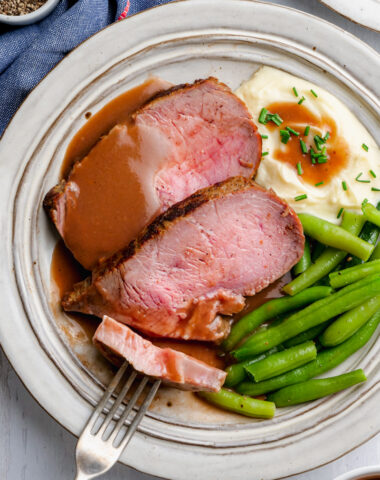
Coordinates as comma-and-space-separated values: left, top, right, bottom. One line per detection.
74, 361, 161, 480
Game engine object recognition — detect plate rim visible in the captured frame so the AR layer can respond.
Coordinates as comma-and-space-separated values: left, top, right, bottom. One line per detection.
0, 1, 379, 479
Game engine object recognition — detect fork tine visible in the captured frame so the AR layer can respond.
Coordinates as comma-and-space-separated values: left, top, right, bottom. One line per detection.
116, 379, 161, 450
86, 361, 129, 434
108, 375, 149, 445
97, 369, 138, 439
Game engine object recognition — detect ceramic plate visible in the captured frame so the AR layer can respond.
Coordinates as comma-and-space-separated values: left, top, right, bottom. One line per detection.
0, 1, 379, 479
320, 0, 380, 32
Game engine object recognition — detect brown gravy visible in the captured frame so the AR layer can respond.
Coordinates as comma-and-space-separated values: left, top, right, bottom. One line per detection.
51, 240, 289, 368
50, 78, 291, 370
60, 77, 172, 269
265, 102, 349, 186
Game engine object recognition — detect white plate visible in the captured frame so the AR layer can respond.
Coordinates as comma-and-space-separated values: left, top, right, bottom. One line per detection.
0, 1, 379, 479
320, 0, 380, 32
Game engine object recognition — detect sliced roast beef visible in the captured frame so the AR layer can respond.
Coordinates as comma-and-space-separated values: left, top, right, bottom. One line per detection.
63, 177, 304, 342
44, 78, 261, 269
94, 316, 226, 391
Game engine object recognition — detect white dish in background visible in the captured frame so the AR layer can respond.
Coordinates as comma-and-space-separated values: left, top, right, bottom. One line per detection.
0, 0, 60, 25
0, 1, 379, 479
320, 0, 380, 32
335, 465, 380, 479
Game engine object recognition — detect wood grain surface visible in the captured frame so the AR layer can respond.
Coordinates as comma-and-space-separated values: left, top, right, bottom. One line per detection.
0, 1, 379, 479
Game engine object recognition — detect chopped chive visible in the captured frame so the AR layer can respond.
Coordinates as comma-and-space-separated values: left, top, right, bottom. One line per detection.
355, 172, 370, 183
310, 89, 318, 98
324, 132, 330, 141
294, 194, 307, 202
315, 181, 324, 187
370, 170, 376, 178
298, 96, 305, 105
261, 134, 268, 139
311, 158, 316, 165
296, 162, 303, 175
363, 198, 369, 206
314, 135, 326, 151
342, 181, 348, 191
259, 108, 268, 124
292, 87, 299, 97
269, 113, 283, 126
371, 187, 380, 192
337, 207, 344, 219
362, 143, 369, 152
280, 129, 290, 144
321, 146, 327, 155
304, 125, 310, 136
262, 151, 269, 156
317, 157, 328, 164
300, 139, 308, 154
286, 126, 300, 136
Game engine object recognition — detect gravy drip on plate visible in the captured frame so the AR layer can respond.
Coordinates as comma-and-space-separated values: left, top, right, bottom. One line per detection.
51, 78, 290, 369
51, 241, 289, 368
60, 77, 172, 269
266, 102, 349, 185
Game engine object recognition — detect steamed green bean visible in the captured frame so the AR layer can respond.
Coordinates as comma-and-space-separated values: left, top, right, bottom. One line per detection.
298, 213, 373, 261
283, 212, 365, 296
329, 260, 380, 289
235, 310, 380, 396
222, 286, 332, 351
293, 238, 311, 275
284, 321, 330, 348
362, 201, 380, 228
198, 388, 275, 418
244, 341, 317, 382
268, 370, 366, 407
344, 202, 380, 268
320, 294, 380, 346
370, 241, 380, 260
233, 276, 380, 359
224, 346, 284, 387
311, 241, 326, 262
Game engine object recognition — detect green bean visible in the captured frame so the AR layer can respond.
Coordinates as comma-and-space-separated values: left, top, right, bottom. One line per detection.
297, 213, 374, 261
222, 286, 332, 351
268, 369, 366, 407
311, 241, 326, 262
224, 346, 284, 387
283, 212, 366, 295
198, 388, 275, 418
244, 341, 317, 382
235, 310, 380, 396
329, 260, 380, 289
344, 202, 380, 268
293, 238, 311, 275
370, 242, 380, 260
284, 321, 331, 348
362, 201, 380, 228
320, 294, 380, 347
233, 276, 380, 360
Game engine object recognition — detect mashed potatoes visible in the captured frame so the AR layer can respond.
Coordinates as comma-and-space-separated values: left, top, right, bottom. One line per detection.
236, 66, 380, 223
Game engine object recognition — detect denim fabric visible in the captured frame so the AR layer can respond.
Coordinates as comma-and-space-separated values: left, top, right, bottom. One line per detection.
0, 0, 171, 135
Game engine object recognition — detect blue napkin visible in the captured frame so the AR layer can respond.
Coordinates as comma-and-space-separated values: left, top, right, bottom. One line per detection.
0, 0, 171, 136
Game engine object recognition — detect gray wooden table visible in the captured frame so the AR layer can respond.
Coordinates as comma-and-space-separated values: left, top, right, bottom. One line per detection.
1, 1, 379, 479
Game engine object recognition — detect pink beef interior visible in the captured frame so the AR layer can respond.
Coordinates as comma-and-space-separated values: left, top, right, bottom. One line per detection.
93, 316, 226, 392
64, 178, 304, 342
